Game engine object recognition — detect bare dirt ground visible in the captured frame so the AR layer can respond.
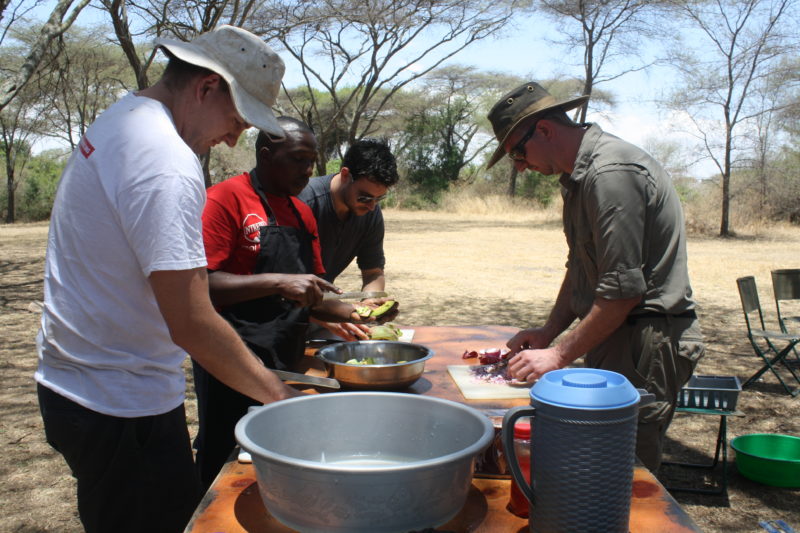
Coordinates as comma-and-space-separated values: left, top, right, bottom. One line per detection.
2, 210, 799, 532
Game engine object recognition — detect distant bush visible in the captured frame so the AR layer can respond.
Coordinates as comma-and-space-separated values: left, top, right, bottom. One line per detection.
1, 150, 65, 222
18, 155, 64, 220
681, 167, 800, 237
392, 185, 442, 210
208, 130, 257, 186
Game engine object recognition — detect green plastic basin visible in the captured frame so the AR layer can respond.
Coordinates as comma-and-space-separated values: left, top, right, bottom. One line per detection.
731, 433, 800, 488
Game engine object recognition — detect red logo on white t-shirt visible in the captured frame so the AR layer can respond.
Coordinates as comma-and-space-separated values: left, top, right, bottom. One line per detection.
79, 136, 95, 158
242, 214, 266, 243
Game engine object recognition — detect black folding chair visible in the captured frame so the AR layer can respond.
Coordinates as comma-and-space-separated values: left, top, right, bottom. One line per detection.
771, 269, 800, 363
736, 276, 800, 396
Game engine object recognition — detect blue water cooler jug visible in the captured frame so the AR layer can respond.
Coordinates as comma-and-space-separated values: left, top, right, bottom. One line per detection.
502, 368, 651, 533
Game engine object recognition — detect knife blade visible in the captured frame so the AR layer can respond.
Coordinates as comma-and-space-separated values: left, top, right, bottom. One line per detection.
322, 291, 389, 301
272, 369, 341, 389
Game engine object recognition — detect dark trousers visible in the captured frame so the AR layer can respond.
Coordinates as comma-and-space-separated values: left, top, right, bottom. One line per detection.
192, 361, 259, 489
38, 383, 202, 533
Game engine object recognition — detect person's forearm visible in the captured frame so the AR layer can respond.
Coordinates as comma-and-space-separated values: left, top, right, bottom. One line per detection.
182, 312, 296, 403
360, 268, 385, 292
207, 270, 284, 307
541, 271, 578, 342
151, 269, 296, 403
552, 295, 640, 366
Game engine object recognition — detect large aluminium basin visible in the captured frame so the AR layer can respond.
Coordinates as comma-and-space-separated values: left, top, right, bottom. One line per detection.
235, 392, 494, 533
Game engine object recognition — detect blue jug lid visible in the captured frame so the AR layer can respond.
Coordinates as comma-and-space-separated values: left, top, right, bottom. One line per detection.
531, 368, 640, 409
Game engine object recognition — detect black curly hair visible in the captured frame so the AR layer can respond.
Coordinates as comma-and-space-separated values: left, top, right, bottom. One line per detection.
255, 116, 314, 151
342, 139, 399, 187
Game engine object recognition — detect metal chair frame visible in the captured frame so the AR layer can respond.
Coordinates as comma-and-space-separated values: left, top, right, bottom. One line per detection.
663, 407, 744, 496
737, 276, 800, 396
771, 268, 800, 363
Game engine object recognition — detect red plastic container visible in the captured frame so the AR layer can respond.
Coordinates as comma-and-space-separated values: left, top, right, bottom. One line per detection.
507, 420, 531, 517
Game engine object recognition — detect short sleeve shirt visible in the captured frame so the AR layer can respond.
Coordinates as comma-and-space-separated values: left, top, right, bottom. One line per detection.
561, 124, 696, 318
35, 92, 207, 417
298, 174, 385, 283
202, 172, 325, 276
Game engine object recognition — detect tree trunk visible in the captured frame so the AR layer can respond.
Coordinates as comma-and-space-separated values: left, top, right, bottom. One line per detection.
5, 160, 14, 223
106, 0, 149, 90
720, 128, 733, 237
507, 168, 518, 197
316, 153, 329, 177
720, 171, 730, 237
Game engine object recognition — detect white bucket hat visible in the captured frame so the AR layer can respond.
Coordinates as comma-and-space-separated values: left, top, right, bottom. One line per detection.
156, 25, 285, 138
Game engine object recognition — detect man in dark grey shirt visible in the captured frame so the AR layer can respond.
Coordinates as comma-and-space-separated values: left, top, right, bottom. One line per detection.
486, 81, 704, 472
299, 139, 399, 340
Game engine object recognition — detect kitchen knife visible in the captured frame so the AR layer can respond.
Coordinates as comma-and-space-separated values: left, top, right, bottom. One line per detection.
322, 291, 389, 301
272, 369, 341, 389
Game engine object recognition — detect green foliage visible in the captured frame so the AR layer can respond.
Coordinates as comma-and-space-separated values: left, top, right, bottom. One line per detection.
673, 177, 700, 204
279, 86, 354, 171
395, 188, 443, 210
19, 153, 64, 220
517, 171, 560, 207
325, 158, 341, 175
763, 145, 800, 224
398, 96, 473, 196
6, 150, 64, 221
208, 129, 258, 186
480, 157, 561, 206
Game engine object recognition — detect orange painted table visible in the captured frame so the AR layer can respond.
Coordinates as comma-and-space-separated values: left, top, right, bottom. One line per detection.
185, 326, 702, 533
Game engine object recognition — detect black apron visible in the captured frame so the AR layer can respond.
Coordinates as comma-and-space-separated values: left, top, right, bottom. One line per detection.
193, 170, 317, 489
218, 171, 316, 370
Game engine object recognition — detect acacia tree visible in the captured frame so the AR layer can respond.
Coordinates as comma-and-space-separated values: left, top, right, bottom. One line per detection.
38, 26, 133, 151
396, 66, 511, 194
665, 0, 798, 236
744, 57, 800, 221
538, 0, 665, 123
277, 84, 366, 172
1, 103, 37, 223
0, 29, 54, 222
0, 75, 46, 223
0, 0, 90, 110
253, 0, 520, 174
99, 0, 261, 90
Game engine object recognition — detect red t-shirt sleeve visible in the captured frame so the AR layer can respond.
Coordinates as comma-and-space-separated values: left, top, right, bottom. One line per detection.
202, 183, 241, 272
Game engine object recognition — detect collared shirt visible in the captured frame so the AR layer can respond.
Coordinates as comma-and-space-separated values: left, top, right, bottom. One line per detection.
560, 124, 696, 318
298, 173, 385, 283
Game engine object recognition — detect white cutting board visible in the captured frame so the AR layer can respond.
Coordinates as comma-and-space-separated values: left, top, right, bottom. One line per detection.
447, 365, 533, 400
398, 329, 414, 342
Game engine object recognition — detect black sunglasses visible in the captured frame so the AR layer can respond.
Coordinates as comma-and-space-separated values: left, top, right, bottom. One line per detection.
507, 121, 539, 162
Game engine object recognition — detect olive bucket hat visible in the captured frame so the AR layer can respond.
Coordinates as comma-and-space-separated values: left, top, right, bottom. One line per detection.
156, 25, 285, 138
486, 82, 589, 169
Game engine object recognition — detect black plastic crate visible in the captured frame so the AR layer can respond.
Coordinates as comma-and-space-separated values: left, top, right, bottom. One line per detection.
677, 375, 742, 411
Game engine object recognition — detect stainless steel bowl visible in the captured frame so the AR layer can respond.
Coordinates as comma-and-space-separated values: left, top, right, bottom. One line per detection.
315, 340, 433, 390
235, 392, 495, 533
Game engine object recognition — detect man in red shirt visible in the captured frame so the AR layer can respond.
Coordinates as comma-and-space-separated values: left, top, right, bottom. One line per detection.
194, 116, 371, 487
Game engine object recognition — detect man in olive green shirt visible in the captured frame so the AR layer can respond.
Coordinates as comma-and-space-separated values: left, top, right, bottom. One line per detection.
486, 81, 704, 471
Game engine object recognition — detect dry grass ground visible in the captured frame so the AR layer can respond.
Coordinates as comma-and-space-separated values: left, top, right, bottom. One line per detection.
2, 206, 799, 532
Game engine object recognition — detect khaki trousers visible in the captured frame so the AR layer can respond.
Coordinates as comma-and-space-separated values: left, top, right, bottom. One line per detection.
585, 315, 705, 471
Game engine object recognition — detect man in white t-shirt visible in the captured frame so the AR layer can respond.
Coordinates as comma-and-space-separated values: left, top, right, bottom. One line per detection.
34, 26, 319, 533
